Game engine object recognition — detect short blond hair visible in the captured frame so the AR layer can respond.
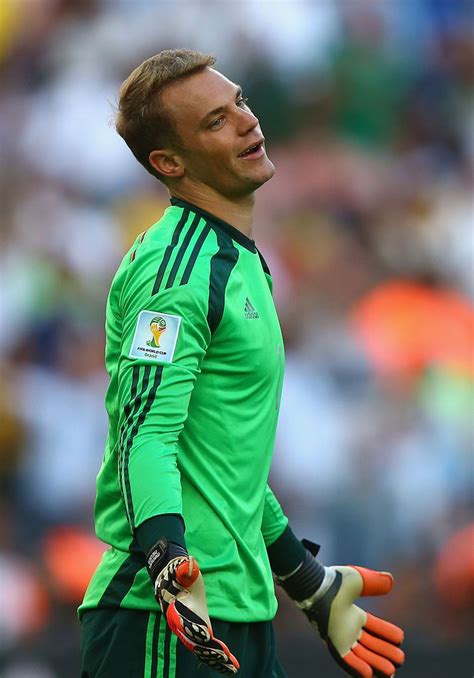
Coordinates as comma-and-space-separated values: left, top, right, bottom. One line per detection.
116, 49, 216, 181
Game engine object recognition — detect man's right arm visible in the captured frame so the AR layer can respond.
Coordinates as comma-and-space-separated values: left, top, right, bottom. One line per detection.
115, 247, 239, 673
117, 271, 210, 545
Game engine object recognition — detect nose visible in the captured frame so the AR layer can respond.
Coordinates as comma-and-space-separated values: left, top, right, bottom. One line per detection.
237, 107, 259, 136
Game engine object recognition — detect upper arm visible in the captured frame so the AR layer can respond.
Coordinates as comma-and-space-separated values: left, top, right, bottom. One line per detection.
117, 232, 216, 435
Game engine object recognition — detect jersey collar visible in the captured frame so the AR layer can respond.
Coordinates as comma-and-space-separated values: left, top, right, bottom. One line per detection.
169, 197, 257, 253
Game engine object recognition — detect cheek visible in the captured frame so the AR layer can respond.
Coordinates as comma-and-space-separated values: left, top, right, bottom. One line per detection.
202, 135, 235, 163
195, 149, 235, 179
184, 133, 239, 180
188, 149, 213, 171
208, 140, 232, 162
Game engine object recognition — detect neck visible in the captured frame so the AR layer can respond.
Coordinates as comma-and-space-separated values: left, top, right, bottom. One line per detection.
169, 183, 256, 238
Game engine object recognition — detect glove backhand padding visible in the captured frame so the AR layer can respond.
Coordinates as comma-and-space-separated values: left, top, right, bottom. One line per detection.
148, 541, 239, 676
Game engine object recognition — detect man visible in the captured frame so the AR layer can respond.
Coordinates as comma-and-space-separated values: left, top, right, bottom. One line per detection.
79, 49, 405, 678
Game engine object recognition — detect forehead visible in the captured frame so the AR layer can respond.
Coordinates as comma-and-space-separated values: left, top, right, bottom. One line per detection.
162, 68, 237, 131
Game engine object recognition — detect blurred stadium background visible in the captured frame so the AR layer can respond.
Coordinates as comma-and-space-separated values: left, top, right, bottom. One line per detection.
0, 1, 473, 676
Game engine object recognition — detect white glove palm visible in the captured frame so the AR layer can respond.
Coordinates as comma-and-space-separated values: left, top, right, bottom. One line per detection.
300, 564, 405, 678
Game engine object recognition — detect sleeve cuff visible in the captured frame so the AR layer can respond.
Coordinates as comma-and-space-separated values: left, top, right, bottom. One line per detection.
136, 513, 186, 554
266, 524, 307, 577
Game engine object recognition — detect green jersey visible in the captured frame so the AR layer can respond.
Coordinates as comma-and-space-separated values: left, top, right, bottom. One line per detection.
80, 198, 288, 622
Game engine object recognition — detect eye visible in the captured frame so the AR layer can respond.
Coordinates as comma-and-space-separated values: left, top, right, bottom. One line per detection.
210, 116, 225, 130
208, 96, 250, 130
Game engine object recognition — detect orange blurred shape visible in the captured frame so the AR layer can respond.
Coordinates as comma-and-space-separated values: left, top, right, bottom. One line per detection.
351, 280, 474, 377
43, 526, 106, 604
434, 524, 474, 610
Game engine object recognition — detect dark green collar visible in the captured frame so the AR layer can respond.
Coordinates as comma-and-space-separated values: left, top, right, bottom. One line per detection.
170, 197, 257, 253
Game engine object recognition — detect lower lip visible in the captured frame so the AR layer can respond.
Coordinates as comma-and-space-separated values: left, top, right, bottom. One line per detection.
238, 145, 265, 160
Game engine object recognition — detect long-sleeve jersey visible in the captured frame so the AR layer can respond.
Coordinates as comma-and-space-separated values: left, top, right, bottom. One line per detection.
80, 197, 289, 622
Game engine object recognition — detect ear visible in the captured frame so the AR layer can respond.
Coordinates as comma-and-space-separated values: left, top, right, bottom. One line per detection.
149, 149, 185, 179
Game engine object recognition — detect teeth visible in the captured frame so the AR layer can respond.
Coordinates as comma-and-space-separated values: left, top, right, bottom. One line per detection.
239, 143, 260, 157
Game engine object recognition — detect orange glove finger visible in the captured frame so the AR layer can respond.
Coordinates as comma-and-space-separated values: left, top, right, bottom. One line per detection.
353, 643, 396, 676
365, 613, 404, 646
341, 649, 373, 678
350, 566, 394, 597
359, 631, 405, 666
176, 558, 200, 587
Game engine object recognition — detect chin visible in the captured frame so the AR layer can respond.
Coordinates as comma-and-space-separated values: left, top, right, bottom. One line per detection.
218, 158, 276, 198
247, 157, 276, 189
260, 158, 276, 183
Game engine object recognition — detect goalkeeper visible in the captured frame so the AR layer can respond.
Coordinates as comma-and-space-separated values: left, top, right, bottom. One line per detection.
79, 49, 405, 678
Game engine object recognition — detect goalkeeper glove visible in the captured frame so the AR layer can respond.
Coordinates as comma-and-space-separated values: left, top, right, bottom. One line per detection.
276, 540, 405, 678
146, 539, 239, 675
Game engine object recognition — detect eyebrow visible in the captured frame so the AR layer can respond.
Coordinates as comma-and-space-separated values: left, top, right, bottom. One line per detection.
199, 85, 243, 128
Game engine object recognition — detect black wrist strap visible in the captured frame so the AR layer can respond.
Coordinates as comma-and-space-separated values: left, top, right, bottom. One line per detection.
146, 538, 188, 583
301, 538, 321, 558
267, 524, 308, 576
276, 539, 325, 603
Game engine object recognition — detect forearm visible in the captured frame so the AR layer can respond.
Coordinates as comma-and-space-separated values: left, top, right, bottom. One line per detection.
125, 436, 186, 553
267, 524, 310, 577
261, 480, 328, 601
125, 434, 181, 520
136, 513, 186, 553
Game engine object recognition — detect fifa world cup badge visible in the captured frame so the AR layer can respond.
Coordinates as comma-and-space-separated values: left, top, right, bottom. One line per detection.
130, 310, 182, 362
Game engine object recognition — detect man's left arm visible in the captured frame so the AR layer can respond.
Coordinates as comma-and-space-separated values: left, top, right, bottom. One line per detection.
262, 486, 405, 678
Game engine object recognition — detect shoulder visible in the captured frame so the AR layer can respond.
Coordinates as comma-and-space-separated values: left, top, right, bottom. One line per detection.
119, 207, 219, 315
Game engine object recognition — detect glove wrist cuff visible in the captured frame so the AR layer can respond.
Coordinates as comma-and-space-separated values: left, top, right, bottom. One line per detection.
296, 566, 337, 609
146, 537, 188, 583
276, 544, 326, 602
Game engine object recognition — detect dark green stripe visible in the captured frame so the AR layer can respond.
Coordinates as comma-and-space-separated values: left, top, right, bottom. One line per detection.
164, 213, 201, 289
123, 365, 164, 528
121, 365, 152, 526
207, 230, 239, 333
162, 625, 172, 678
257, 247, 271, 275
97, 553, 143, 608
150, 613, 161, 678
119, 365, 140, 449
118, 365, 140, 508
180, 222, 211, 286
153, 209, 190, 295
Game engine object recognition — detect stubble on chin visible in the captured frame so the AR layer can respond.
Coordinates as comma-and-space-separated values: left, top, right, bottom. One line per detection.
264, 158, 276, 182
253, 157, 276, 188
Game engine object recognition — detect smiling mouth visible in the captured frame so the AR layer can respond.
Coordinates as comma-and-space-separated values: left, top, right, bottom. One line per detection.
238, 141, 264, 158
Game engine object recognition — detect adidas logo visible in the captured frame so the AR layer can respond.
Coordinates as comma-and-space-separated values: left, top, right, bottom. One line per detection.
244, 297, 259, 319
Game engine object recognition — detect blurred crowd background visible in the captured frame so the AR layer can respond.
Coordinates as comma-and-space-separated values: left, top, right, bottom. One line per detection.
0, 1, 473, 676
